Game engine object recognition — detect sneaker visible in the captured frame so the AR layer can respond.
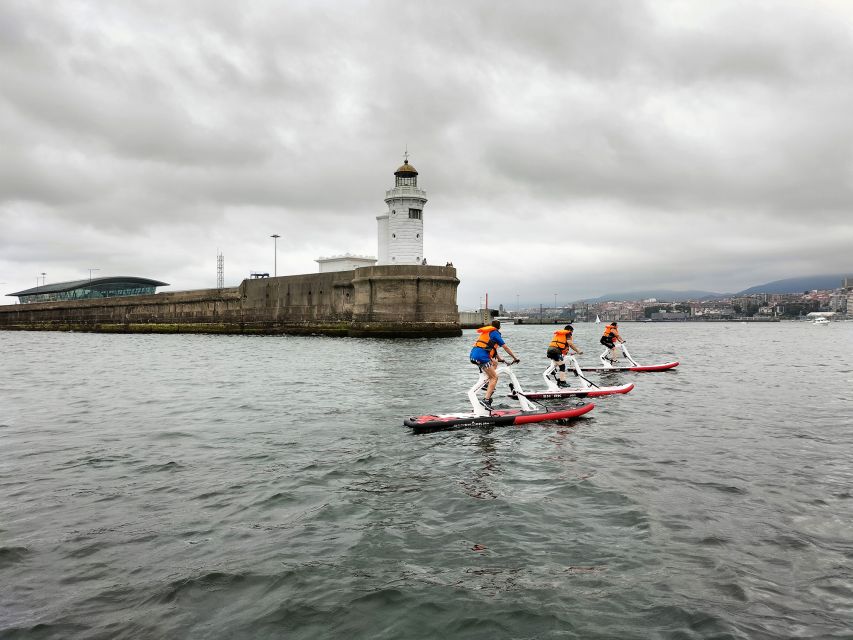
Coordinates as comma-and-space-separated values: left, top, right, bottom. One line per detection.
557, 381, 569, 388
479, 397, 493, 410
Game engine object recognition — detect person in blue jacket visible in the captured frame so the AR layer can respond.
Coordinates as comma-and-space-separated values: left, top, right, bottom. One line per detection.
469, 320, 520, 409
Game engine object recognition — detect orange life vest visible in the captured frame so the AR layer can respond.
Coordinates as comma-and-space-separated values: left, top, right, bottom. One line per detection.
602, 324, 620, 340
473, 326, 499, 357
549, 329, 572, 355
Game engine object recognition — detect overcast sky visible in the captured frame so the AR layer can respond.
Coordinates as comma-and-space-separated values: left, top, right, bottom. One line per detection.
1, 0, 852, 309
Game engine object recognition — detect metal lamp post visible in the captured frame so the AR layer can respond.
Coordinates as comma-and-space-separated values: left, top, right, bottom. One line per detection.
554, 293, 557, 318
88, 268, 100, 282
271, 234, 280, 277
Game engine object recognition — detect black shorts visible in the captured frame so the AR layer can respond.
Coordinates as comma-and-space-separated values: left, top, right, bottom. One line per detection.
546, 347, 564, 361
600, 337, 615, 348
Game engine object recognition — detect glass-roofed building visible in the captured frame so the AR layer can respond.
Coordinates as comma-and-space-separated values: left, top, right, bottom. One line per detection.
7, 277, 169, 304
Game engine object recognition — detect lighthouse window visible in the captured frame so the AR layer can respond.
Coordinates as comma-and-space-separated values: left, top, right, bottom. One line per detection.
392, 233, 396, 238
408, 208, 422, 219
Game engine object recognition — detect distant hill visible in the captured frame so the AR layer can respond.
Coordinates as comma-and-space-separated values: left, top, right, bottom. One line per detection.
736, 274, 847, 295
581, 289, 724, 303
580, 274, 849, 303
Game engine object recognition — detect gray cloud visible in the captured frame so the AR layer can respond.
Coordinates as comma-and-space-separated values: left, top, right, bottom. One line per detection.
1, 0, 852, 306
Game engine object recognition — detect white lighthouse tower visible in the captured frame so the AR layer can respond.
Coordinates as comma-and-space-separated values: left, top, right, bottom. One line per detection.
376, 155, 427, 265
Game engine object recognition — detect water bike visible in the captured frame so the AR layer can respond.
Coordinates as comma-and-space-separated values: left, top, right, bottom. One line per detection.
505, 354, 634, 400
404, 361, 594, 432
581, 342, 679, 372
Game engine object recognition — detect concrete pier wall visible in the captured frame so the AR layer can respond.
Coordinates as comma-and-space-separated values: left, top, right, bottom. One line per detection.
0, 265, 461, 338
459, 310, 491, 329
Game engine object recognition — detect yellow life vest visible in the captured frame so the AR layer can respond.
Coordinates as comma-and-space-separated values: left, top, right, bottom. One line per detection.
473, 326, 498, 356
603, 324, 620, 340
549, 329, 572, 354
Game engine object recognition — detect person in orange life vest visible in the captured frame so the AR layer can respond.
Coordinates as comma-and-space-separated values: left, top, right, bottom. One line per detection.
469, 320, 520, 408
599, 321, 624, 363
546, 324, 582, 387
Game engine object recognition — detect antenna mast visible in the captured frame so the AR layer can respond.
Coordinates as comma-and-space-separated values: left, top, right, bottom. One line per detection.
217, 251, 224, 289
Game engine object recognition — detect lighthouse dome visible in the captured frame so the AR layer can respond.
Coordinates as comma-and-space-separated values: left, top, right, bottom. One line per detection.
394, 161, 418, 177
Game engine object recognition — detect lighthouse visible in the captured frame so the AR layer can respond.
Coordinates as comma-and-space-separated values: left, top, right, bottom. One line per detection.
376, 155, 427, 265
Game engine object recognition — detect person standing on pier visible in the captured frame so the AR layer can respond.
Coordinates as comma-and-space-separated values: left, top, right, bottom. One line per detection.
547, 324, 582, 387
470, 320, 520, 409
600, 322, 624, 363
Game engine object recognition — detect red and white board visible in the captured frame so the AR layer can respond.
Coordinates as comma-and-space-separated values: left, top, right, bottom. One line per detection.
405, 402, 594, 432
580, 361, 679, 372
511, 382, 634, 400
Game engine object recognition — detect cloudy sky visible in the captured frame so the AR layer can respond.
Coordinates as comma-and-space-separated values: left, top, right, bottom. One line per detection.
1, 0, 852, 309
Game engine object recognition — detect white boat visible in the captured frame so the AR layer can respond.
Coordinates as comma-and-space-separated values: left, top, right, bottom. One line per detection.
595, 315, 601, 324
813, 317, 830, 325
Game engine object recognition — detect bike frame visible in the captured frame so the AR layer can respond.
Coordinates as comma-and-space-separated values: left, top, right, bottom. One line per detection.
542, 354, 588, 391
467, 361, 535, 416
598, 342, 639, 368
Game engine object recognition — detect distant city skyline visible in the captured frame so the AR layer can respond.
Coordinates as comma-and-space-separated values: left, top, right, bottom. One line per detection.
491, 283, 851, 323
476, 273, 852, 311
2, 1, 852, 309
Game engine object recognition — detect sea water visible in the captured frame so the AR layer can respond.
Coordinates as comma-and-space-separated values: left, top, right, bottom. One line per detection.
1, 322, 852, 639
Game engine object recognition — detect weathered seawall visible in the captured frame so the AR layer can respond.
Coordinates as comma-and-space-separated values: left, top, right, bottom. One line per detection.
0, 265, 461, 338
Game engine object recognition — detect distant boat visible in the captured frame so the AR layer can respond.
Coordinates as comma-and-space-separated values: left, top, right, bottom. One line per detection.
595, 315, 601, 324
813, 317, 830, 325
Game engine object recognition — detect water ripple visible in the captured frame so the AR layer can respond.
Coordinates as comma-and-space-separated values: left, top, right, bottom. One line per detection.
0, 324, 852, 638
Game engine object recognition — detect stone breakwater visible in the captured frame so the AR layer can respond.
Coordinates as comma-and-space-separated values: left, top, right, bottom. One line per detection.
0, 265, 461, 338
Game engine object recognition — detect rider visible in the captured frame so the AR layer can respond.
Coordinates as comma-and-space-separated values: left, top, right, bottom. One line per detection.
470, 320, 520, 409
547, 324, 582, 387
600, 321, 624, 363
